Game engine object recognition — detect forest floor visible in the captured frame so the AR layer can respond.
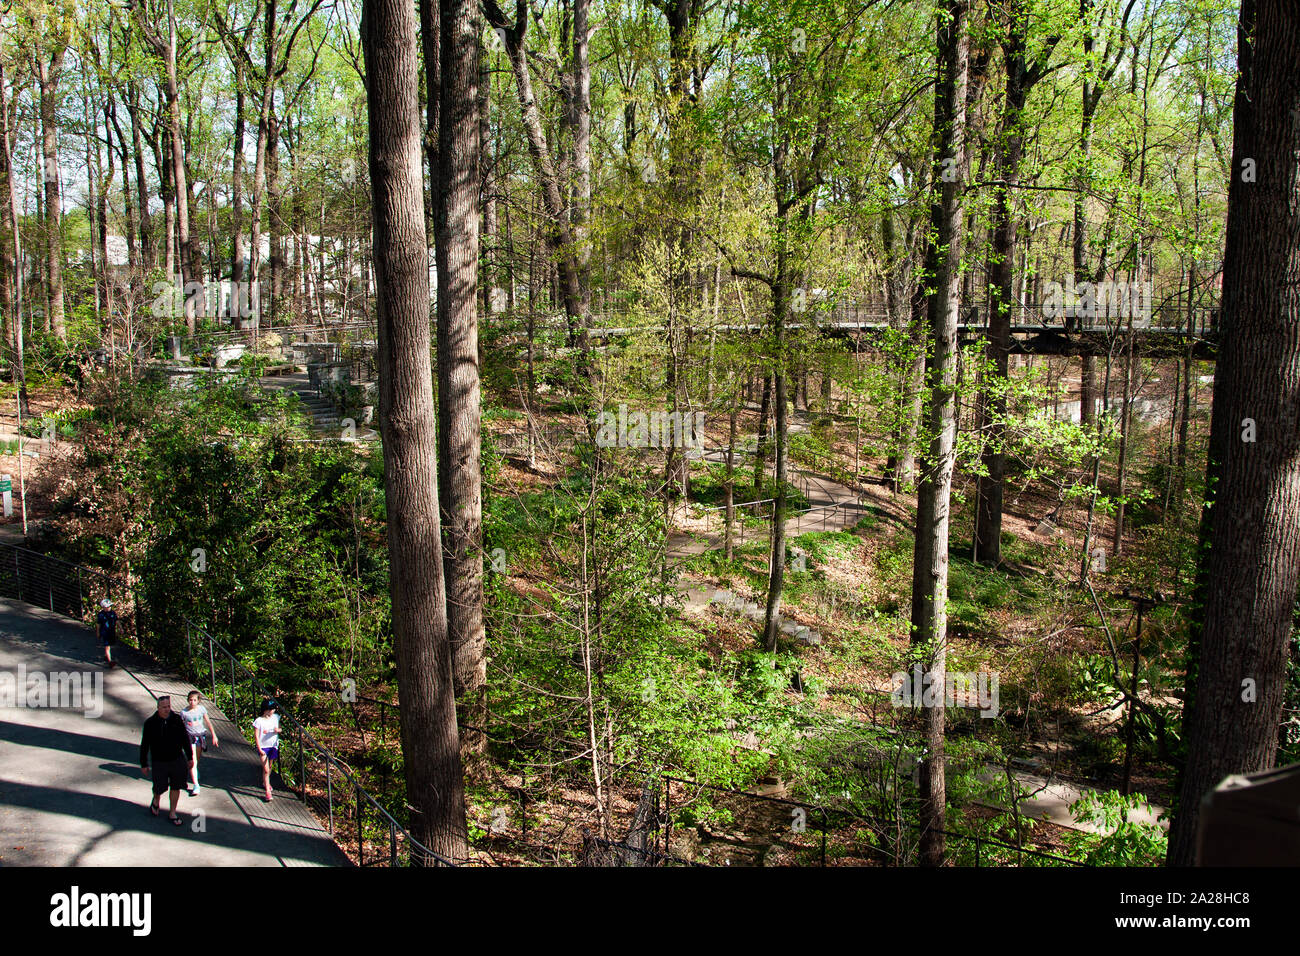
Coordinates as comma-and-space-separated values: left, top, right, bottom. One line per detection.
654, 403, 1174, 840
473, 391, 1177, 862
0, 383, 79, 536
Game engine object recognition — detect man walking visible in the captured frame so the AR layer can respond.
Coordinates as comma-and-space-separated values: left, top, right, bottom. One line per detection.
96, 598, 117, 668
140, 695, 194, 826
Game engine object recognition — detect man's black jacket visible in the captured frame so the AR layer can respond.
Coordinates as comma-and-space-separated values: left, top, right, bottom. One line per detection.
140, 710, 193, 766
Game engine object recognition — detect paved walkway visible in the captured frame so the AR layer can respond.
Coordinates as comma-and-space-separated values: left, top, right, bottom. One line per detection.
668, 445, 876, 581
0, 599, 349, 866
981, 768, 1167, 834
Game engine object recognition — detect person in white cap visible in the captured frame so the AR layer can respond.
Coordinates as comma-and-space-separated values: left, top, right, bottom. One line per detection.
96, 598, 118, 668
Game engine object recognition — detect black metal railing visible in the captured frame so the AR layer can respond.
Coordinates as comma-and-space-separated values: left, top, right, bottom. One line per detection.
0, 541, 453, 867
177, 618, 458, 867
0, 544, 113, 624
661, 774, 1084, 867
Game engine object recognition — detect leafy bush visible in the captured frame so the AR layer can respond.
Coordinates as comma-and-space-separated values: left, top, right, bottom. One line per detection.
1062, 790, 1168, 866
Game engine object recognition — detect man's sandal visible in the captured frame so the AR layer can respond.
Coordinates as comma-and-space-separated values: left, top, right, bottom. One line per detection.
170, 815, 184, 826
149, 800, 160, 817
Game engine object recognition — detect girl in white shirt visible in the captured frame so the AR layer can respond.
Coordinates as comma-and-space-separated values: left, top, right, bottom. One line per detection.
181, 690, 219, 795
253, 699, 281, 802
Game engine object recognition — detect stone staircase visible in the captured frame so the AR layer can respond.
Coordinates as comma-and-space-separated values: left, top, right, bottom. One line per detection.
260, 372, 342, 432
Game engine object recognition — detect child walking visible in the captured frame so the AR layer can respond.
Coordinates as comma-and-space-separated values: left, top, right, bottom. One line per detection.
253, 698, 281, 802
96, 599, 117, 668
181, 690, 219, 795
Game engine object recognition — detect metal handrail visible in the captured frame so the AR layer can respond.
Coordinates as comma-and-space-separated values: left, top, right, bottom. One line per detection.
661, 773, 1085, 867
0, 543, 114, 624
0, 540, 455, 867
181, 617, 457, 867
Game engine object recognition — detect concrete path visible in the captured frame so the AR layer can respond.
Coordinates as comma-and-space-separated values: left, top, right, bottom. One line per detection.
668, 448, 873, 568
0, 599, 349, 866
982, 768, 1168, 835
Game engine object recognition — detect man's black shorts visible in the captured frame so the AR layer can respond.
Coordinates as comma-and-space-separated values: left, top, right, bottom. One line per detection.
151, 757, 189, 795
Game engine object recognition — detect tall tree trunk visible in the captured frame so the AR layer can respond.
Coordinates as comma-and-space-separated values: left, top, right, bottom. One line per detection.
0, 61, 28, 416
231, 57, 248, 296
268, 110, 284, 324
571, 0, 592, 318
1111, 326, 1133, 553
140, 0, 197, 329
910, 0, 969, 869
434, 0, 487, 753
107, 95, 138, 290
155, 123, 175, 283
0, 70, 17, 352
362, 0, 469, 864
753, 372, 772, 494
36, 47, 66, 340
1074, 0, 1134, 427
128, 82, 153, 271
482, 0, 592, 378
974, 0, 1054, 564
725, 388, 737, 560
1167, 0, 1300, 866
478, 27, 496, 316
96, 105, 112, 332
896, 278, 927, 491
248, 0, 279, 320
762, 264, 789, 652
85, 111, 99, 322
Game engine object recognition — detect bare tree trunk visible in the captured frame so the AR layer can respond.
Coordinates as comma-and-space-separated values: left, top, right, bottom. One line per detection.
231, 54, 249, 301
762, 280, 789, 651
95, 103, 113, 332
478, 27, 495, 317
753, 373, 772, 494
268, 111, 285, 324
248, 0, 278, 320
433, 0, 487, 753
572, 0, 592, 318
896, 287, 926, 491
910, 0, 969, 868
974, 0, 1056, 564
362, 0, 469, 864
137, 0, 196, 328
482, 0, 592, 376
36, 47, 66, 340
0, 61, 28, 416
1168, 0, 1300, 865
156, 123, 175, 284
725, 389, 737, 561
0, 70, 17, 352
1111, 325, 1133, 554
107, 94, 138, 290
127, 82, 153, 271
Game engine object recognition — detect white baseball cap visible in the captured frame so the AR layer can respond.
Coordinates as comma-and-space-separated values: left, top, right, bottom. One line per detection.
100, 598, 113, 609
